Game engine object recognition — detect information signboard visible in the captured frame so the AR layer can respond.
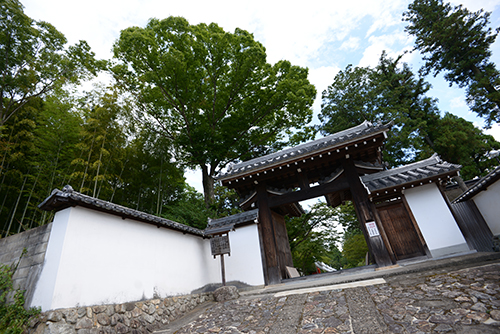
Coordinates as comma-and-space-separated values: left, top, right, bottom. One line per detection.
366, 221, 380, 237
210, 235, 230, 256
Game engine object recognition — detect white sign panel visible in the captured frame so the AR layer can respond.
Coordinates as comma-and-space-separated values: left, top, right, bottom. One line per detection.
366, 221, 380, 237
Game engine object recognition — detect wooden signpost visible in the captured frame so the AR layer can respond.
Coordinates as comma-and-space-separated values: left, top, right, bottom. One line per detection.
210, 234, 230, 286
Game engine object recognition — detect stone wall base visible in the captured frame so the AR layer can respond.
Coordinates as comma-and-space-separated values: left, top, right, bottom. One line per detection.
29, 293, 213, 334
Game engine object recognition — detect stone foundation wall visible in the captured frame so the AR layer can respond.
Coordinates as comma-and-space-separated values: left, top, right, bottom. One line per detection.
30, 293, 214, 334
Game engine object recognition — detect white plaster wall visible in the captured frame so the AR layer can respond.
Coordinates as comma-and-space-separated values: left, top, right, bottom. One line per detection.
224, 224, 265, 286
31, 207, 221, 311
405, 183, 468, 257
473, 180, 500, 235
29, 209, 71, 311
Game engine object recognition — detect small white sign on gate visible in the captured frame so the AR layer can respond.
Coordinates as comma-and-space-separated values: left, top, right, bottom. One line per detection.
366, 221, 380, 237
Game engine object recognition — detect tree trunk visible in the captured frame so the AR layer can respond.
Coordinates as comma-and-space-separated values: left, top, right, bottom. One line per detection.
201, 164, 215, 209
18, 170, 40, 233
5, 175, 27, 237
93, 134, 106, 197
156, 156, 163, 215
80, 127, 97, 193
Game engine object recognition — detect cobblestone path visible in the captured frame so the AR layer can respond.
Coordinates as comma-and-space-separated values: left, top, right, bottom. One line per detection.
161, 263, 500, 333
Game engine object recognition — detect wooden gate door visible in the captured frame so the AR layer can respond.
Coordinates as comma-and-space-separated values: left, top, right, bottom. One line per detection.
377, 201, 426, 261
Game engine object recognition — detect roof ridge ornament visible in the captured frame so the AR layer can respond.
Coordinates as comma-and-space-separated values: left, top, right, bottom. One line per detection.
62, 185, 74, 193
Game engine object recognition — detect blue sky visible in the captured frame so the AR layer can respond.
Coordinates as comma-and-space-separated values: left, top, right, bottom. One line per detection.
22, 0, 500, 192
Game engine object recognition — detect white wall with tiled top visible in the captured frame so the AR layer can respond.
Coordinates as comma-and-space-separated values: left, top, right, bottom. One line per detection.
225, 223, 265, 285
404, 183, 470, 258
472, 179, 500, 235
30, 206, 264, 311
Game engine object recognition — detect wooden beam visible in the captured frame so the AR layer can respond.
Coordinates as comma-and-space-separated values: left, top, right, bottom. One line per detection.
268, 177, 349, 208
296, 169, 310, 190
341, 157, 394, 267
256, 183, 281, 285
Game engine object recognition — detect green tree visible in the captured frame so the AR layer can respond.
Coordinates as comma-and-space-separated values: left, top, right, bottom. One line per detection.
0, 0, 104, 127
404, 0, 500, 126
112, 129, 185, 216
0, 93, 85, 236
342, 232, 369, 269
333, 202, 361, 236
319, 52, 500, 177
287, 203, 340, 275
425, 113, 499, 179
327, 245, 347, 271
112, 16, 316, 207
320, 52, 441, 166
69, 88, 129, 197
161, 185, 210, 229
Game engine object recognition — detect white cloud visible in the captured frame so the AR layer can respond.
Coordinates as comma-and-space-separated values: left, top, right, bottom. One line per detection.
451, 0, 500, 12
21, 0, 500, 191
358, 31, 412, 67
340, 37, 361, 51
449, 96, 467, 110
184, 169, 204, 194
22, 0, 414, 67
485, 123, 500, 142
308, 65, 341, 125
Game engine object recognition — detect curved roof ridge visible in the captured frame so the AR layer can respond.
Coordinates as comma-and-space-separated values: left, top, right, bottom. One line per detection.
39, 185, 205, 237
217, 121, 391, 180
362, 153, 443, 182
453, 165, 500, 203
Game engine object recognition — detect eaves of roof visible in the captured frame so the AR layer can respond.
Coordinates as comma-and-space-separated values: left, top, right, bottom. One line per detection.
204, 209, 259, 235
453, 165, 500, 203
216, 121, 392, 181
39, 185, 205, 237
361, 153, 461, 195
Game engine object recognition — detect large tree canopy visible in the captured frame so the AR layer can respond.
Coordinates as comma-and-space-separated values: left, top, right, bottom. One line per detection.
112, 16, 316, 206
320, 52, 442, 167
319, 52, 499, 179
0, 0, 104, 126
404, 0, 500, 126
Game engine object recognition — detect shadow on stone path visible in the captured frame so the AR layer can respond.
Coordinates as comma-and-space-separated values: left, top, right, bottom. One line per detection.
156, 263, 500, 333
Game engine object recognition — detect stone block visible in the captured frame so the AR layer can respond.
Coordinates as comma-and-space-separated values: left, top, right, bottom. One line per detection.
129, 319, 140, 329
77, 308, 87, 318
124, 303, 135, 312
33, 241, 48, 255
491, 309, 500, 321
213, 286, 239, 302
47, 310, 63, 322
131, 307, 142, 318
115, 323, 129, 334
45, 322, 76, 334
114, 304, 126, 314
92, 305, 107, 314
76, 329, 98, 334
141, 314, 155, 324
110, 314, 122, 326
75, 318, 93, 330
96, 313, 110, 326
146, 304, 155, 315
62, 309, 79, 324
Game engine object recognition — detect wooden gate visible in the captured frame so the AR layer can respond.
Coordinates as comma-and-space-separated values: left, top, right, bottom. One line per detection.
377, 201, 426, 261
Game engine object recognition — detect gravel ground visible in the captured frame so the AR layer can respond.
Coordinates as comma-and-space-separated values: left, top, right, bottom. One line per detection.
156, 262, 500, 334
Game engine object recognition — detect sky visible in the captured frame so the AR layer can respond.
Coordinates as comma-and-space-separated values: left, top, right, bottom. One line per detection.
21, 0, 500, 194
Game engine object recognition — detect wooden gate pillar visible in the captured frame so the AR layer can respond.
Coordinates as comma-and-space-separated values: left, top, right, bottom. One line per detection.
256, 183, 282, 285
341, 157, 394, 267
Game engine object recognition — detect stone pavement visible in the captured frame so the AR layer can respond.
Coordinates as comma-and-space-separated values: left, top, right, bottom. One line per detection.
156, 253, 500, 333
